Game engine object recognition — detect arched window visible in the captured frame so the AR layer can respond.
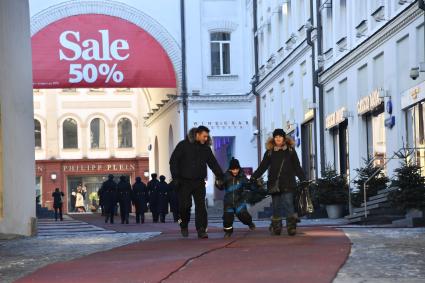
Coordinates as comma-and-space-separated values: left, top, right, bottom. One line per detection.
90, 118, 106, 149
34, 119, 42, 149
63, 118, 78, 149
118, 118, 132, 148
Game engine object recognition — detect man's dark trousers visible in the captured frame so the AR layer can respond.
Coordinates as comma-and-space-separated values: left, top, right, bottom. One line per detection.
178, 179, 207, 232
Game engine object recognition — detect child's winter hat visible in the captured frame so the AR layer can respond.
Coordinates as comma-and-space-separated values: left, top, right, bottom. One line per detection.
228, 157, 241, 170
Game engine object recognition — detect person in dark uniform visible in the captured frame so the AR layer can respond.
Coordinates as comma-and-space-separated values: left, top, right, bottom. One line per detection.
157, 175, 170, 223
217, 158, 255, 237
170, 126, 224, 239
117, 175, 132, 224
147, 173, 160, 223
132, 176, 149, 224
97, 185, 105, 216
52, 188, 64, 221
168, 180, 179, 222
100, 174, 117, 224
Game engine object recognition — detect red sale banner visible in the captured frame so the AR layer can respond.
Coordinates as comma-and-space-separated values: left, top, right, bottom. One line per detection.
32, 14, 177, 88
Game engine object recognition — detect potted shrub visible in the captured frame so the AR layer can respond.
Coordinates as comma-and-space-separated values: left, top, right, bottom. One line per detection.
89, 192, 99, 212
314, 164, 348, 218
388, 150, 425, 216
351, 157, 389, 207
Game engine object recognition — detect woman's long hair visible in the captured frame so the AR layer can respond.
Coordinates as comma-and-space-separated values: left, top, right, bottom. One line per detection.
265, 135, 295, 151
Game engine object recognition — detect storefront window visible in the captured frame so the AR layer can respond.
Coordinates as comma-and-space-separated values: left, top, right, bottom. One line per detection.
68, 175, 129, 213
301, 120, 316, 180
118, 118, 132, 148
330, 121, 349, 177
90, 118, 106, 149
365, 110, 386, 167
35, 176, 41, 205
63, 118, 78, 149
406, 101, 425, 176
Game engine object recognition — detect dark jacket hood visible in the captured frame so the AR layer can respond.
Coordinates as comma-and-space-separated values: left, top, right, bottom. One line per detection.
186, 127, 212, 146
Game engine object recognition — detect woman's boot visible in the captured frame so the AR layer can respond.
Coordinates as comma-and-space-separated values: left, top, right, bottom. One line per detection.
286, 216, 297, 236
269, 217, 282, 235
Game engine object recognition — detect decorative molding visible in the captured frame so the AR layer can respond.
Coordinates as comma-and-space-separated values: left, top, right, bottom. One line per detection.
30, 0, 182, 92
319, 4, 423, 86
204, 20, 238, 32
207, 75, 239, 81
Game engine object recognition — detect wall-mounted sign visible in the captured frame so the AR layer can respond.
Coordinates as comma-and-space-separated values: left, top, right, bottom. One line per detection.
401, 81, 425, 109
357, 89, 384, 115
32, 14, 176, 88
62, 163, 136, 173
325, 107, 346, 130
193, 120, 249, 129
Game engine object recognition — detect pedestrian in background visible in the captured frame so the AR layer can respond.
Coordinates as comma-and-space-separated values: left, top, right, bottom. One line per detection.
158, 175, 170, 223
52, 188, 64, 221
147, 173, 160, 223
117, 175, 132, 224
75, 188, 86, 212
101, 174, 117, 224
132, 176, 149, 224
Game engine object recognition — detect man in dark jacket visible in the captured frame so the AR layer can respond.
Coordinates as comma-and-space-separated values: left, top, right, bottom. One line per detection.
132, 177, 149, 224
168, 180, 179, 222
117, 175, 132, 224
157, 175, 170, 223
101, 174, 117, 224
97, 186, 105, 216
52, 188, 64, 221
147, 173, 160, 222
169, 126, 224, 239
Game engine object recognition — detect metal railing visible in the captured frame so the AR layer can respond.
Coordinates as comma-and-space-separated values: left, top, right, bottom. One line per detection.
348, 147, 423, 218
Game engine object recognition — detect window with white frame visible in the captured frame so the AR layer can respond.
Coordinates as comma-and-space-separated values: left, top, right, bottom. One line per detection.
118, 118, 133, 148
282, 0, 292, 42
373, 53, 385, 89
297, 0, 306, 29
210, 32, 231, 76
34, 119, 42, 149
355, 0, 367, 25
321, 3, 333, 51
338, 0, 347, 39
90, 118, 106, 149
63, 118, 78, 149
358, 64, 369, 98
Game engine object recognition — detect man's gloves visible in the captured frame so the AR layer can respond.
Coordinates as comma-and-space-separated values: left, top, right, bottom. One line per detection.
215, 177, 225, 191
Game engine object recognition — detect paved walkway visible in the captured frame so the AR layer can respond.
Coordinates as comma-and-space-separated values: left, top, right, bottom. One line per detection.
15, 214, 351, 283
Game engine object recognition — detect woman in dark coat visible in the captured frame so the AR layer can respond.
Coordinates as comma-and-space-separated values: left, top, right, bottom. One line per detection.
132, 177, 149, 224
251, 129, 306, 236
117, 175, 132, 224
168, 180, 179, 222
157, 175, 170, 223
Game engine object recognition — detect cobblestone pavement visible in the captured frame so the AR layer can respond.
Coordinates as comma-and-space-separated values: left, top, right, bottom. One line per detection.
334, 228, 425, 283
0, 224, 159, 283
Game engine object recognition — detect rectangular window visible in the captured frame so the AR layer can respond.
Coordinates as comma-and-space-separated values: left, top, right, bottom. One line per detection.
406, 102, 425, 176
210, 32, 231, 75
298, 0, 306, 29
365, 111, 386, 166
373, 53, 385, 89
355, 0, 367, 25
357, 64, 368, 98
322, 4, 333, 51
338, 0, 347, 39
282, 0, 292, 41
397, 36, 411, 92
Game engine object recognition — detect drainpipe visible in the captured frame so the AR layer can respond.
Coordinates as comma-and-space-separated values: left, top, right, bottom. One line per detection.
307, 0, 318, 180
252, 0, 262, 165
315, 0, 325, 175
180, 0, 188, 135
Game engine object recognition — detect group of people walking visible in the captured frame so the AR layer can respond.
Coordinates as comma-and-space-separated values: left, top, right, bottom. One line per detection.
97, 174, 178, 224
170, 126, 307, 239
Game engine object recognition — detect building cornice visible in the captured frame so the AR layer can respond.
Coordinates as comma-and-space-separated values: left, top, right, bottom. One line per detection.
257, 41, 311, 93
319, 3, 424, 85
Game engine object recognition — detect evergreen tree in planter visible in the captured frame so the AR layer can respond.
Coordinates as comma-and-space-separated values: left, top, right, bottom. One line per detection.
388, 150, 425, 212
351, 157, 389, 207
312, 164, 348, 205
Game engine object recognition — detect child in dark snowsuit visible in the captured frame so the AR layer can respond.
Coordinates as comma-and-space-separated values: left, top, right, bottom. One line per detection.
219, 158, 255, 238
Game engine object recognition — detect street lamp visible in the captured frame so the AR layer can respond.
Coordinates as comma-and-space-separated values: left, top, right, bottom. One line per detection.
50, 173, 57, 182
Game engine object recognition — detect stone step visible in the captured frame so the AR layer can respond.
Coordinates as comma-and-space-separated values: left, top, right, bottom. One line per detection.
368, 192, 390, 201
377, 187, 399, 195
353, 202, 391, 214
361, 196, 390, 207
